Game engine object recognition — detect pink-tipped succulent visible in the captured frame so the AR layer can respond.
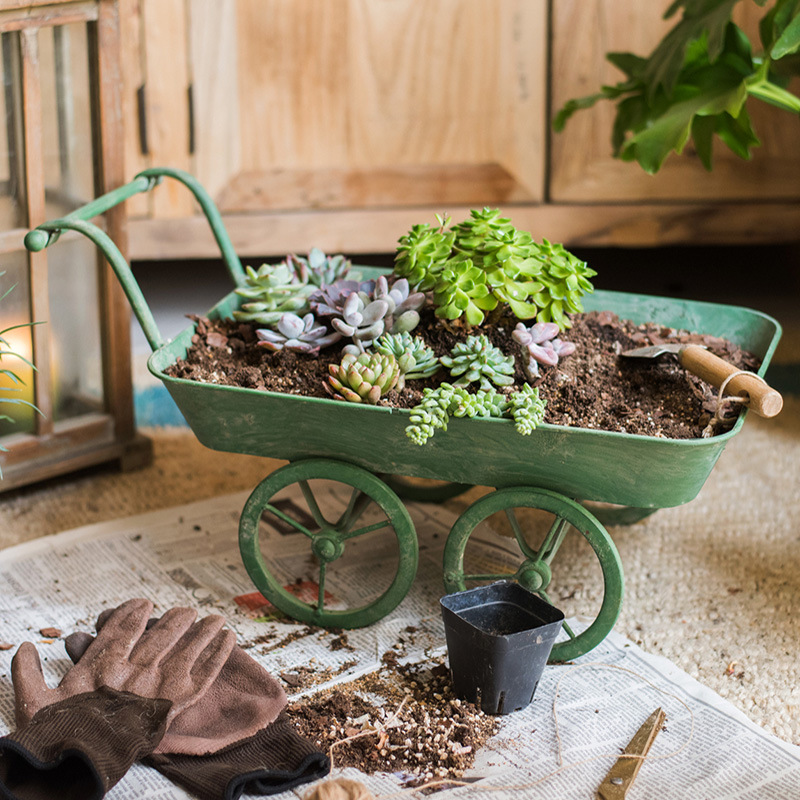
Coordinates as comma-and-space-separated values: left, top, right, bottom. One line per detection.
256, 312, 341, 355
513, 321, 576, 381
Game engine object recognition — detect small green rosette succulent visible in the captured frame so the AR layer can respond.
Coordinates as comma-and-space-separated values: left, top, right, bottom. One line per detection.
373, 331, 439, 390
440, 335, 515, 391
326, 351, 400, 404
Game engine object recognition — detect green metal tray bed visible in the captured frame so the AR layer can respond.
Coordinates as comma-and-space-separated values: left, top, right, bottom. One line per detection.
25, 168, 782, 662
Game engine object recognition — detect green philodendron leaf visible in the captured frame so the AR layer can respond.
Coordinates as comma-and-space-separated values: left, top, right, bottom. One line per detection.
645, 0, 740, 97
772, 11, 800, 57
620, 68, 749, 173
691, 113, 717, 168
716, 107, 761, 158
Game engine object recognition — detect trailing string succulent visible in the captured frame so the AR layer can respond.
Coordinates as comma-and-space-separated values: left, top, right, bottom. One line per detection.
233, 249, 352, 325
373, 331, 439, 391
440, 335, 515, 391
326, 351, 400, 404
255, 312, 341, 355
513, 321, 576, 382
405, 382, 546, 445
394, 207, 596, 329
311, 275, 424, 353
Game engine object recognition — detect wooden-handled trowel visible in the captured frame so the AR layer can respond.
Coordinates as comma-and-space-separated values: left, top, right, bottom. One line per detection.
621, 343, 783, 418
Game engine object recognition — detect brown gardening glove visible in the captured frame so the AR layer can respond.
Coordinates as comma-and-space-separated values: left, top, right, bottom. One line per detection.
65, 605, 288, 756
1, 599, 235, 800
13, 598, 235, 728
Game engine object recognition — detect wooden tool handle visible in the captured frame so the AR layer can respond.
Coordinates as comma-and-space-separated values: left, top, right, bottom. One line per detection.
679, 344, 783, 418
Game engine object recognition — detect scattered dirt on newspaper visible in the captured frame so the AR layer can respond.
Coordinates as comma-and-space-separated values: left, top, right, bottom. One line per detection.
288, 658, 499, 785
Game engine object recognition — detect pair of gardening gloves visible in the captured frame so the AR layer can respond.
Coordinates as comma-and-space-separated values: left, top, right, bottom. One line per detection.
0, 598, 329, 800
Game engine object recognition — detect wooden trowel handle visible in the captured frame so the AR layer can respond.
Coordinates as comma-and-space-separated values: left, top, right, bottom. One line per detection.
679, 344, 783, 418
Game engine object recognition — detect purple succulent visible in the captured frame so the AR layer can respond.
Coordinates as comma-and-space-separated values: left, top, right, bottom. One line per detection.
256, 312, 341, 355
513, 321, 576, 381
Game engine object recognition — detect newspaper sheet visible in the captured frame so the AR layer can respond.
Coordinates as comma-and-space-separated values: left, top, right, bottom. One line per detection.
1, 487, 799, 800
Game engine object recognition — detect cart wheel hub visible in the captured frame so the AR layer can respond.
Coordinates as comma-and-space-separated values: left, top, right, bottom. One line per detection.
312, 534, 343, 562
518, 562, 551, 592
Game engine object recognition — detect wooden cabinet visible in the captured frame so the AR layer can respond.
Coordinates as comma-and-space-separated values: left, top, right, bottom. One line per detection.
121, 0, 800, 260
0, 0, 150, 491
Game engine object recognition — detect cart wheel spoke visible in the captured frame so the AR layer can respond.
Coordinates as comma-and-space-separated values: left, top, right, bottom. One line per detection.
299, 480, 330, 527
239, 460, 418, 629
336, 488, 373, 530
443, 487, 624, 662
536, 517, 569, 564
263, 503, 316, 539
338, 518, 391, 541
505, 507, 539, 560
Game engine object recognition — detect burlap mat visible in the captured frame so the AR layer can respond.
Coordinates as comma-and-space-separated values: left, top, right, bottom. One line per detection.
1, 398, 798, 745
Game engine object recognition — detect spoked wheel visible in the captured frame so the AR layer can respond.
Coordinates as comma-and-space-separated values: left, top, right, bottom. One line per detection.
442, 487, 623, 662
239, 459, 418, 629
381, 475, 471, 504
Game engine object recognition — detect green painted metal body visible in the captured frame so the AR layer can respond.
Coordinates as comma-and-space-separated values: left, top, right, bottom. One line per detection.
147, 283, 779, 509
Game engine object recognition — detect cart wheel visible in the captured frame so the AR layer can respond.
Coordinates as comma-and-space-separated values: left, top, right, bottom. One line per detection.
381, 475, 471, 504
442, 487, 623, 662
239, 459, 418, 629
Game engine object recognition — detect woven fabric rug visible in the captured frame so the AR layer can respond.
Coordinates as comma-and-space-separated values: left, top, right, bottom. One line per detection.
1, 397, 798, 746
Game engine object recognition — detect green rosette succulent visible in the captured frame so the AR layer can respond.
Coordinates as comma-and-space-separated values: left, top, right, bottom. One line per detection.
394, 214, 454, 291
394, 208, 596, 330
326, 351, 399, 405
233, 261, 314, 325
528, 240, 597, 329
440, 335, 515, 391
503, 383, 546, 435
432, 259, 497, 327
373, 331, 439, 391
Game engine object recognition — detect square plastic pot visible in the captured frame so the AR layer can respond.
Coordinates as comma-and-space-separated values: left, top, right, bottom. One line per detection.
440, 581, 564, 715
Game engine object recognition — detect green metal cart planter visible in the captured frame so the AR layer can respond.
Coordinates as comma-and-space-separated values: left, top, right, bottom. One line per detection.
25, 168, 783, 663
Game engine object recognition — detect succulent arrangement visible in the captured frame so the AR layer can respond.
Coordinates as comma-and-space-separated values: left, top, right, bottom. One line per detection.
224, 209, 590, 445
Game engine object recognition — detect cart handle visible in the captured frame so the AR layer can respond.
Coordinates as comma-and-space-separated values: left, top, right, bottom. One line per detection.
24, 167, 246, 352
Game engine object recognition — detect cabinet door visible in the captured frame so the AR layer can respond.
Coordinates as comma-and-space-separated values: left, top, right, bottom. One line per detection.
550, 0, 800, 202
154, 0, 548, 215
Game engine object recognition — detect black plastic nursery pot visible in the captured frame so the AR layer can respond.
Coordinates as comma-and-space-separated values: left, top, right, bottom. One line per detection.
440, 581, 565, 715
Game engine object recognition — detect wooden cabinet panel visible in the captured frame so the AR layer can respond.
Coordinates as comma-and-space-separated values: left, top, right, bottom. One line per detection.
550, 0, 800, 202
132, 0, 547, 216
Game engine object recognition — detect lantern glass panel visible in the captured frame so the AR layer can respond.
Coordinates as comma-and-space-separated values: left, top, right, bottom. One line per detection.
0, 32, 26, 231
47, 236, 104, 422
40, 22, 95, 217
0, 250, 35, 437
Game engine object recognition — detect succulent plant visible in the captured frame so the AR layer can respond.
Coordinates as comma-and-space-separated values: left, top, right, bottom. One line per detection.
513, 321, 576, 381
405, 380, 547, 445
288, 248, 352, 287
255, 312, 341, 355
440, 335, 515, 391
394, 214, 454, 291
527, 240, 597, 329
432, 259, 497, 326
451, 388, 506, 420
326, 351, 400, 404
504, 384, 546, 435
373, 331, 439, 390
405, 383, 462, 445
233, 261, 314, 325
312, 275, 424, 353
394, 208, 596, 329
